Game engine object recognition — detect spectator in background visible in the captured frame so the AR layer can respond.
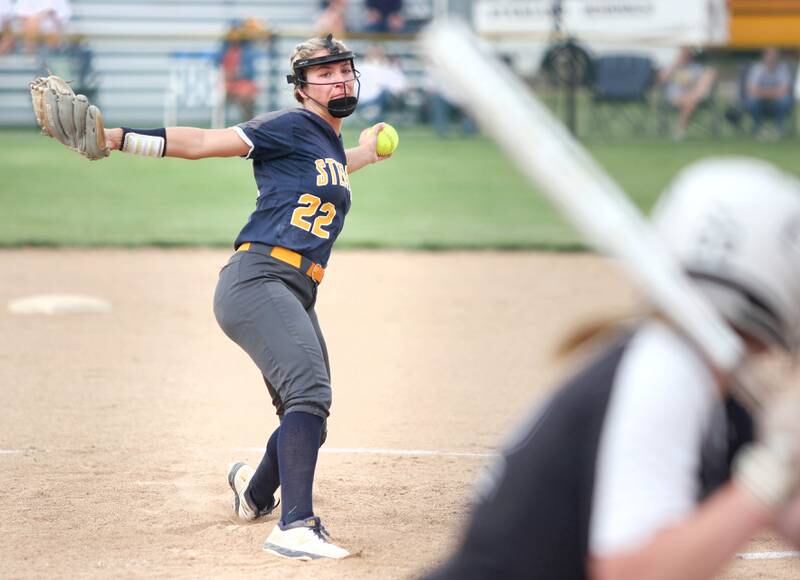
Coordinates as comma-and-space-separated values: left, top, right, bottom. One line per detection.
658, 46, 717, 140
426, 73, 476, 138
356, 44, 408, 124
218, 18, 265, 123
15, 0, 72, 54
363, 0, 404, 33
316, 0, 347, 36
0, 0, 14, 54
744, 47, 794, 138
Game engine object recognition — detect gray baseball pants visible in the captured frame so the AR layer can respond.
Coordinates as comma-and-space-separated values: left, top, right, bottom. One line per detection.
213, 248, 332, 420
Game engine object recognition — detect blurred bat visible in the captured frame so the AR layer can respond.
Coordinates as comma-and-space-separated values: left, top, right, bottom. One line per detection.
421, 22, 748, 382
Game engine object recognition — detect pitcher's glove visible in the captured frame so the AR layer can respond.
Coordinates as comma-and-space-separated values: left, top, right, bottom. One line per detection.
29, 75, 110, 160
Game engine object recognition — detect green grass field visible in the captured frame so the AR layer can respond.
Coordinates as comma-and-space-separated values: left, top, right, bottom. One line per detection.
2, 127, 799, 249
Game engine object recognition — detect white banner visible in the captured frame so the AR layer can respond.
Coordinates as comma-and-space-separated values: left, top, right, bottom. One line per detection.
474, 0, 728, 45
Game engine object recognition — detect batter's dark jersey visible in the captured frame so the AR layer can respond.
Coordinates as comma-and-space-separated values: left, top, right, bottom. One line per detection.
423, 336, 754, 580
233, 108, 352, 267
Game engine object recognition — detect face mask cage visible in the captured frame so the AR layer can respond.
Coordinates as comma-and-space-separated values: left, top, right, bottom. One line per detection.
292, 68, 362, 88
286, 35, 361, 117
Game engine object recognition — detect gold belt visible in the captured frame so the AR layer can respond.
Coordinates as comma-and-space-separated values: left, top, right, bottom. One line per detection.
237, 242, 325, 284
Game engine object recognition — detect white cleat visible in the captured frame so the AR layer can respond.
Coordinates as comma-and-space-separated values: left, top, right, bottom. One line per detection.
227, 462, 277, 521
263, 516, 350, 560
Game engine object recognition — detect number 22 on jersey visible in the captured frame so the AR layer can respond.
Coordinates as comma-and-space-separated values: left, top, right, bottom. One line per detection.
290, 193, 336, 239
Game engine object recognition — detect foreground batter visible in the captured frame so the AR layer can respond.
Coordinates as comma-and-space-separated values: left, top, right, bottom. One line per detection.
97, 35, 388, 560
424, 158, 800, 579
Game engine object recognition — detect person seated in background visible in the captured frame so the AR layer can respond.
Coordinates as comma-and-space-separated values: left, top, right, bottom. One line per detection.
218, 18, 265, 123
426, 72, 476, 138
316, 0, 347, 36
356, 44, 408, 124
0, 0, 14, 54
15, 0, 71, 54
363, 0, 404, 33
658, 46, 717, 140
744, 47, 794, 138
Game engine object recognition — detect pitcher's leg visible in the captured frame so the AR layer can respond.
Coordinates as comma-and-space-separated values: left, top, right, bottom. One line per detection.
277, 411, 324, 524
249, 425, 281, 510
215, 278, 332, 418
215, 263, 332, 524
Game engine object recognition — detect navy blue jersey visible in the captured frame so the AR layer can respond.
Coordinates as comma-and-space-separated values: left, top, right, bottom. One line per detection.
233, 108, 352, 267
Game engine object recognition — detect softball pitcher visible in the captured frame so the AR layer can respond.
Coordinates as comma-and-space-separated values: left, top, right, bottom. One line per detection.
30, 34, 390, 560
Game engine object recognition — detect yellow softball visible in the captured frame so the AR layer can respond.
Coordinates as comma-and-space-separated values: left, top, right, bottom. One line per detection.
375, 124, 399, 157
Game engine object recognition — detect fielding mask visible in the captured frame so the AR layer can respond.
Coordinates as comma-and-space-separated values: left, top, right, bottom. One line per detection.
287, 34, 361, 118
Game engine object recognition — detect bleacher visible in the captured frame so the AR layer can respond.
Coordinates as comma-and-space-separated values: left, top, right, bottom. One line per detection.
69, 0, 313, 37
0, 54, 41, 124
0, 0, 432, 128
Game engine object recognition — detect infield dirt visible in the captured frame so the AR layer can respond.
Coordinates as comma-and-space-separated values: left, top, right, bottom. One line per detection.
1, 249, 797, 579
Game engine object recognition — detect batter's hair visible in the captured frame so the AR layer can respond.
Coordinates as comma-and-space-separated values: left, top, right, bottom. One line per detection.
554, 308, 764, 362
289, 36, 351, 104
554, 312, 637, 359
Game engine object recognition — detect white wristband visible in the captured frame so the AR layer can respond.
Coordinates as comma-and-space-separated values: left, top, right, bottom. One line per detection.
122, 132, 165, 157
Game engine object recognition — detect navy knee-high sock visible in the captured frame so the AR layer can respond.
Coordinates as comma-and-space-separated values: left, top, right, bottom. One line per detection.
278, 411, 324, 525
248, 426, 280, 511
